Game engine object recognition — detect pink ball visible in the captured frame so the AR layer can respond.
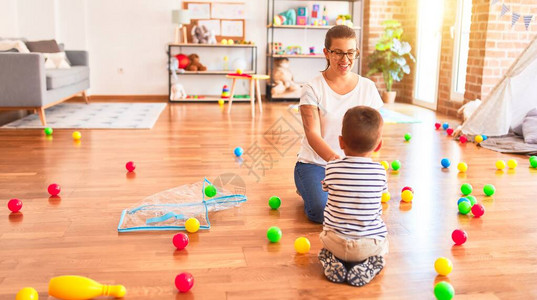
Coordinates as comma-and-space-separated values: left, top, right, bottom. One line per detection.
452, 229, 468, 245
173, 233, 189, 250
7, 198, 22, 213
175, 272, 194, 293
446, 128, 454, 136
460, 135, 468, 143
435, 123, 441, 130
401, 186, 414, 193
471, 203, 485, 217
126, 161, 136, 172
48, 183, 61, 196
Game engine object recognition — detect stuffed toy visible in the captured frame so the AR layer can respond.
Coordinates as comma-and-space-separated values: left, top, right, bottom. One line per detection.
186, 54, 207, 71
271, 58, 300, 96
279, 9, 296, 25
169, 57, 187, 100
191, 25, 213, 44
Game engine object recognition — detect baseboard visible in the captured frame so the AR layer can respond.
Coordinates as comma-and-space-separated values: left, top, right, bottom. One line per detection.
69, 95, 168, 102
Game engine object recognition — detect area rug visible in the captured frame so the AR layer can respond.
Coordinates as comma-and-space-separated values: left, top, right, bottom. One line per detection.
1, 103, 167, 129
288, 105, 420, 124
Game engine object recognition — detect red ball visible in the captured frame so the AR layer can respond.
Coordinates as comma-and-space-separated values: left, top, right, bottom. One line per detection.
175, 54, 190, 69
459, 135, 468, 143
126, 161, 136, 172
435, 123, 441, 130
173, 233, 189, 250
48, 183, 61, 196
452, 229, 468, 245
401, 186, 414, 193
446, 128, 454, 136
471, 203, 485, 217
7, 198, 22, 213
175, 272, 194, 293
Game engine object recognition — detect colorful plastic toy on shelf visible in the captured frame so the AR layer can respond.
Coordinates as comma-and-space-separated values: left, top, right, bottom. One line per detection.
48, 275, 126, 300
297, 7, 307, 25
322, 6, 328, 25
270, 42, 284, 55
221, 85, 230, 99
311, 4, 320, 25
286, 46, 302, 55
336, 14, 353, 27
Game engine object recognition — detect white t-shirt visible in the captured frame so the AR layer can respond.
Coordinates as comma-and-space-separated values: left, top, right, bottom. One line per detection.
297, 73, 383, 166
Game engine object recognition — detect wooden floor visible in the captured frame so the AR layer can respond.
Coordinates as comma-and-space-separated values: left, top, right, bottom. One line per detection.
1, 102, 536, 299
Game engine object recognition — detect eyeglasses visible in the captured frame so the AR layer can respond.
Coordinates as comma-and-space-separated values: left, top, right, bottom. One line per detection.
327, 49, 359, 60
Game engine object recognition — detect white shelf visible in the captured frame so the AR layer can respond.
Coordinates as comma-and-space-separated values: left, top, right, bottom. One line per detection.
267, 24, 361, 30
170, 96, 251, 102
169, 43, 256, 48
268, 54, 325, 58
171, 70, 255, 75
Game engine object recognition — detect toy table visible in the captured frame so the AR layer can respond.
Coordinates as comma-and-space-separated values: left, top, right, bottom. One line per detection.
226, 74, 270, 117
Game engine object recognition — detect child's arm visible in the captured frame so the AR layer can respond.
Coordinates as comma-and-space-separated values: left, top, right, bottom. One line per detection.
321, 180, 328, 191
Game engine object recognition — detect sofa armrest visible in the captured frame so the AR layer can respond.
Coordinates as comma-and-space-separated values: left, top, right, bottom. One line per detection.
0, 53, 46, 107
65, 50, 89, 66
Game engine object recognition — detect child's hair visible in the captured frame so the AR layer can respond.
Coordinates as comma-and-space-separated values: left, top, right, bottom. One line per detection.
323, 25, 358, 71
342, 106, 383, 153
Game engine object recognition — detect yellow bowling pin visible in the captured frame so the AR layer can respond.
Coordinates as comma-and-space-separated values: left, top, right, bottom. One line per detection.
48, 275, 126, 299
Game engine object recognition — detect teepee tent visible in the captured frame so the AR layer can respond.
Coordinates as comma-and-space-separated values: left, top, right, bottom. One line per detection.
460, 34, 537, 137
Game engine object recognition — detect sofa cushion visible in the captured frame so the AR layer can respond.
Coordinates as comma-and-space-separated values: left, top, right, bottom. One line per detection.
26, 39, 61, 53
46, 66, 89, 90
0, 40, 30, 53
43, 52, 71, 69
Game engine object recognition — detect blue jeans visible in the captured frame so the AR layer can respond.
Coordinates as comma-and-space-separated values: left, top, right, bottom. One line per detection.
294, 162, 327, 223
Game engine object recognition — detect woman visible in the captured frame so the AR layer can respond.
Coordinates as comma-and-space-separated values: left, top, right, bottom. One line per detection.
294, 25, 383, 223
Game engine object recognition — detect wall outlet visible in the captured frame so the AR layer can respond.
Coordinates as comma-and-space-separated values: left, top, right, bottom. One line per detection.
118, 68, 124, 74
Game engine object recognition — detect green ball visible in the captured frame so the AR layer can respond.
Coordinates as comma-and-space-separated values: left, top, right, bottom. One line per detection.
404, 133, 412, 141
466, 195, 477, 206
530, 156, 537, 168
267, 226, 282, 243
204, 185, 217, 197
460, 183, 473, 195
268, 196, 281, 210
44, 127, 53, 135
458, 201, 472, 215
391, 160, 401, 171
483, 184, 496, 196
434, 281, 455, 300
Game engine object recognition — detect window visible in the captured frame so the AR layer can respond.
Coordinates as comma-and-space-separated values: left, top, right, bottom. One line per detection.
451, 0, 472, 101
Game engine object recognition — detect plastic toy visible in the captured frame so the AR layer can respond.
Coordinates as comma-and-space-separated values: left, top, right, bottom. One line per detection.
48, 183, 61, 196
404, 133, 412, 141
221, 85, 230, 99
7, 198, 22, 213
175, 272, 194, 293
495, 160, 506, 170
507, 159, 517, 169
294, 237, 311, 254
72, 131, 81, 140
380, 161, 389, 170
482, 135, 488, 140
457, 197, 470, 206
483, 184, 495, 196
16, 287, 38, 300
475, 135, 484, 143
446, 128, 454, 136
452, 229, 467, 245
442, 122, 449, 130
458, 201, 471, 214
441, 158, 451, 168
471, 203, 485, 217
173, 233, 189, 250
459, 135, 468, 143
466, 195, 477, 206
457, 162, 468, 172
267, 226, 282, 243
311, 4, 320, 25
309, 46, 315, 54
278, 9, 296, 25
218, 99, 225, 106
185, 217, 200, 233
401, 190, 413, 202
460, 183, 472, 195
270, 42, 284, 55
381, 192, 390, 203
401, 186, 414, 193
391, 160, 401, 171
44, 127, 53, 135
434, 257, 453, 276
530, 156, 537, 168
125, 161, 135, 172
297, 6, 307, 25
234, 147, 243, 157
204, 185, 217, 197
48, 275, 126, 299
268, 196, 281, 210
434, 281, 455, 300
435, 122, 441, 130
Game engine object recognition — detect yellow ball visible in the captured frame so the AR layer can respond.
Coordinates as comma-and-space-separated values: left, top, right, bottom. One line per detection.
72, 131, 81, 140
221, 39, 228, 45
380, 161, 389, 170
218, 99, 225, 106
434, 257, 453, 276
475, 135, 483, 143
16, 287, 38, 300
457, 162, 468, 173
401, 190, 413, 202
185, 217, 200, 233
236, 68, 243, 75
507, 159, 517, 169
381, 192, 391, 203
495, 160, 506, 170
294, 237, 311, 254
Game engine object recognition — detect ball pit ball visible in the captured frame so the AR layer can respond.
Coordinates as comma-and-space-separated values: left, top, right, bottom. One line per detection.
457, 162, 468, 172
452, 229, 468, 245
218, 99, 225, 106
471, 203, 485, 217
380, 161, 389, 170
434, 281, 455, 300
401, 190, 413, 202
236, 68, 243, 75
391, 160, 401, 171
507, 159, 517, 169
48, 183, 61, 196
460, 183, 472, 195
294, 237, 311, 254
234, 147, 244, 157
434, 257, 453, 276
404, 133, 412, 141
483, 184, 496, 196
16, 287, 39, 300
466, 195, 477, 206
267, 226, 282, 243
459, 135, 468, 143
175, 272, 194, 293
441, 158, 451, 168
401, 186, 414, 193
482, 135, 488, 141
530, 156, 537, 168
44, 127, 53, 135
173, 233, 189, 250
475, 135, 484, 143
435, 122, 441, 130
268, 196, 281, 210
185, 218, 200, 233
72, 131, 81, 140
204, 185, 217, 198
442, 122, 449, 130
495, 160, 506, 170
125, 161, 136, 172
381, 192, 391, 203
7, 198, 23, 213
457, 197, 470, 206
446, 128, 454, 136
458, 201, 472, 215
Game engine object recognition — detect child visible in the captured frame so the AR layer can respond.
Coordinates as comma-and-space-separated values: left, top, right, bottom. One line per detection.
318, 106, 388, 287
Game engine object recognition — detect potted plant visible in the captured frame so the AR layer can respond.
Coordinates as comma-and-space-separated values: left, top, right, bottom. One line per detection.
366, 20, 415, 103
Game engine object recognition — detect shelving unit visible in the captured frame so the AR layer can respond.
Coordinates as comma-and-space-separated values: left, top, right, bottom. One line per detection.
266, 0, 363, 101
167, 43, 257, 102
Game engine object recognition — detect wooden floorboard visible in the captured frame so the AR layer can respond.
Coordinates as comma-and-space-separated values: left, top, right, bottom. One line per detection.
1, 102, 536, 299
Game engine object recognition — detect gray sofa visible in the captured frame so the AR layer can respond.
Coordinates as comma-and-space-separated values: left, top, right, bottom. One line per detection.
0, 50, 90, 126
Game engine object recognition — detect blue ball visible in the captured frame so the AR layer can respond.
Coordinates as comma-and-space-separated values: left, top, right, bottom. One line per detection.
441, 158, 451, 168
442, 122, 449, 130
234, 147, 244, 157
457, 197, 470, 205
482, 135, 488, 141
